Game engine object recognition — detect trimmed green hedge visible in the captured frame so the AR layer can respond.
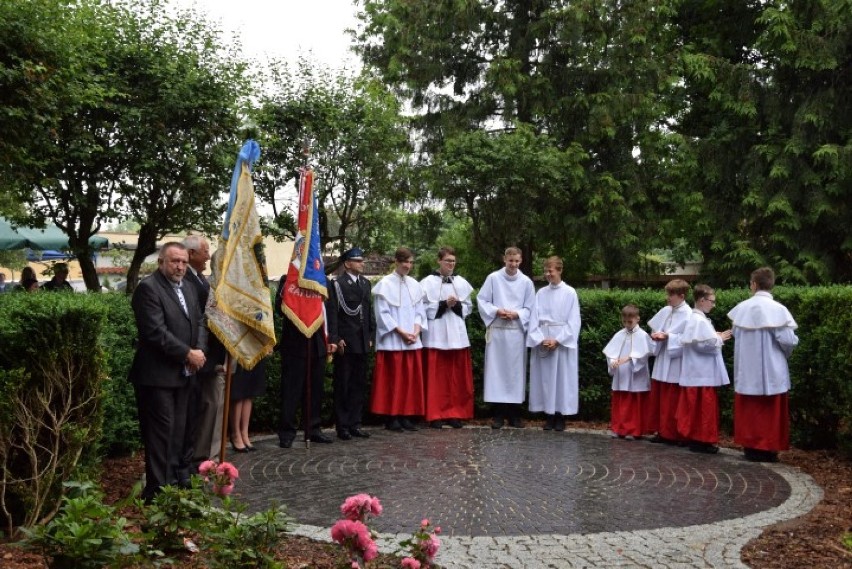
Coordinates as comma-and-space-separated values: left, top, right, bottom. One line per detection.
3, 285, 849, 464
0, 293, 108, 533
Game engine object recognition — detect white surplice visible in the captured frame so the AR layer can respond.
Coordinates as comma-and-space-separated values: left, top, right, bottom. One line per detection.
728, 291, 798, 395
679, 309, 730, 387
527, 281, 581, 415
477, 268, 535, 403
603, 326, 654, 392
372, 272, 426, 351
420, 274, 473, 349
647, 302, 692, 383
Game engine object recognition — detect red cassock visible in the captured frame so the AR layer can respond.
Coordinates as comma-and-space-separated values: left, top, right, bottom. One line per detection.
610, 391, 652, 437
423, 348, 474, 422
655, 381, 683, 441
647, 379, 662, 432
370, 350, 425, 416
734, 393, 790, 451
676, 386, 719, 444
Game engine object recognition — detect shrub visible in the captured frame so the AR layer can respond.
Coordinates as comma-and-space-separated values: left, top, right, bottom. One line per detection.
20, 481, 140, 569
0, 293, 108, 535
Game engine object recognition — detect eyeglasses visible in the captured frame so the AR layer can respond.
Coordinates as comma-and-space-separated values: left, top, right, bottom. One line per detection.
441, 259, 457, 263
704, 298, 716, 304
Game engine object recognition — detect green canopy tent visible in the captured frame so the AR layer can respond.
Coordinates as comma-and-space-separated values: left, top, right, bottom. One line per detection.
0, 216, 109, 251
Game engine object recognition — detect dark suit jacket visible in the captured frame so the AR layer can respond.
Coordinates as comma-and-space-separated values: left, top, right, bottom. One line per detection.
326, 274, 375, 354
129, 270, 202, 387
185, 268, 226, 375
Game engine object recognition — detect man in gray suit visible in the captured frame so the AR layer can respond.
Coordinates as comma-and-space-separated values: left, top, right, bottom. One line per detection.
129, 242, 206, 502
182, 236, 226, 467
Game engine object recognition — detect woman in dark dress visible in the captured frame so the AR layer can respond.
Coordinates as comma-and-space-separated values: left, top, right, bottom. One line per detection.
229, 359, 267, 452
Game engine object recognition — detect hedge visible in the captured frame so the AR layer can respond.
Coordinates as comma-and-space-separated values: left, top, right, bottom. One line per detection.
0, 293, 108, 535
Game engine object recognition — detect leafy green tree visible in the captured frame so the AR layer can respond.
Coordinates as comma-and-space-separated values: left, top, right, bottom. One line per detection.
0, 0, 246, 292
252, 60, 411, 261
673, 0, 851, 284
109, 1, 247, 293
356, 0, 690, 278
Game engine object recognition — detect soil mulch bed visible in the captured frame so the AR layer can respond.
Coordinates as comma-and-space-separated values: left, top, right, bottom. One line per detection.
2, 423, 850, 568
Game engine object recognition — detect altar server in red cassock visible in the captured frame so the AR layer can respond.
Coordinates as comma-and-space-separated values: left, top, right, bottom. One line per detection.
420, 247, 474, 429
676, 284, 732, 454
728, 267, 798, 463
604, 304, 654, 439
648, 279, 691, 444
370, 247, 427, 432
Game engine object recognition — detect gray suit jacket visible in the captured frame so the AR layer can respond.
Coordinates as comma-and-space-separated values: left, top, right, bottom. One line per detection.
129, 270, 202, 388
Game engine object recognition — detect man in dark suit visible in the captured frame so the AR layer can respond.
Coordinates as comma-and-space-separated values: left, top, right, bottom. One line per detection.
129, 242, 206, 502
326, 247, 375, 440
182, 235, 226, 465
275, 275, 334, 448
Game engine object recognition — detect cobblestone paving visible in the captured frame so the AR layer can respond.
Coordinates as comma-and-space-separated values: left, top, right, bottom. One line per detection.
229, 427, 822, 568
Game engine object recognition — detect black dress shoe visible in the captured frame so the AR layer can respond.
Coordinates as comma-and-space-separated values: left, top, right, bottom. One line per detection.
689, 442, 719, 454
386, 418, 403, 432
400, 418, 419, 431
279, 438, 294, 449
245, 444, 257, 452
508, 417, 525, 428
543, 415, 555, 431
349, 428, 371, 438
430, 421, 445, 429
448, 419, 464, 429
231, 443, 249, 453
337, 430, 353, 441
554, 415, 566, 432
308, 432, 333, 444
491, 417, 505, 430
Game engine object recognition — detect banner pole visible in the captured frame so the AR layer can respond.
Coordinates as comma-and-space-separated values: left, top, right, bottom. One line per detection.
304, 339, 311, 450
219, 354, 234, 462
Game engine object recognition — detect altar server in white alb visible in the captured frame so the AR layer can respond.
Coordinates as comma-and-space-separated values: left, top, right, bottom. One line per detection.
370, 247, 427, 433
478, 247, 536, 429
675, 284, 731, 454
527, 256, 581, 432
420, 246, 474, 429
647, 279, 692, 444
603, 304, 654, 439
728, 267, 798, 463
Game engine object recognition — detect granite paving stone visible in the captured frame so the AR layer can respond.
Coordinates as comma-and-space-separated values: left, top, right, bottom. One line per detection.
227, 427, 821, 568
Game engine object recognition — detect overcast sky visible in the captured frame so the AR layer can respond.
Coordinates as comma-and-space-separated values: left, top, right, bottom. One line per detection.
170, 0, 361, 69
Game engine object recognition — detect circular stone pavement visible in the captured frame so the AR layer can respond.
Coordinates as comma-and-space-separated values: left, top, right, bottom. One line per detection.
229, 427, 793, 538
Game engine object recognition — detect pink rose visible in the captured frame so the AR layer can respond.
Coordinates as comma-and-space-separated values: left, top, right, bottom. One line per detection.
198, 460, 217, 477
434, 526, 441, 535
401, 558, 421, 569
420, 518, 429, 528
214, 483, 235, 496
419, 534, 440, 559
363, 541, 379, 561
216, 462, 239, 481
370, 496, 383, 516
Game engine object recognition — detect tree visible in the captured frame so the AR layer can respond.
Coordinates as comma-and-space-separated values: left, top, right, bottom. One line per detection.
109, 1, 247, 293
677, 0, 852, 284
252, 60, 411, 260
0, 0, 246, 292
356, 0, 690, 277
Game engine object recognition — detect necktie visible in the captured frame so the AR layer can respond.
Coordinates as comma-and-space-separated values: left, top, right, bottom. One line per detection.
174, 284, 189, 316
442, 276, 453, 284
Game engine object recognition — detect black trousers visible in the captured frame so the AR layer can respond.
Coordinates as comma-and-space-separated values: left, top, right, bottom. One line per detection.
279, 355, 325, 441
134, 380, 194, 501
333, 352, 368, 431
